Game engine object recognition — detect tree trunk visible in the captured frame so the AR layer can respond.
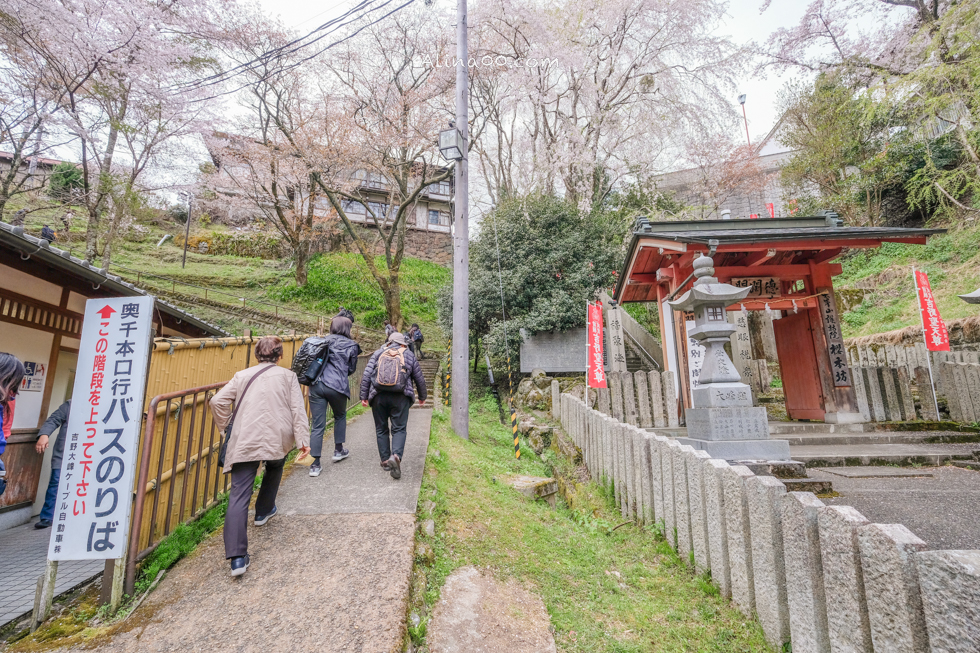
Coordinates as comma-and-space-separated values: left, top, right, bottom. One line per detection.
85, 207, 100, 263
473, 337, 480, 373
385, 273, 403, 331
295, 242, 309, 285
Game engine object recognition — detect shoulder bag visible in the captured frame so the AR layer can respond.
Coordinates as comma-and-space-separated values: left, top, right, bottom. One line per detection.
218, 364, 276, 470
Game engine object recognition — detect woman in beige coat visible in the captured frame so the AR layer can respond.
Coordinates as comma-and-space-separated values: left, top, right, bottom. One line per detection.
210, 336, 310, 576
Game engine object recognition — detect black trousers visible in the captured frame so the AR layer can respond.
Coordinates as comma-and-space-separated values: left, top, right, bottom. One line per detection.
371, 392, 411, 461
223, 457, 285, 559
309, 383, 349, 457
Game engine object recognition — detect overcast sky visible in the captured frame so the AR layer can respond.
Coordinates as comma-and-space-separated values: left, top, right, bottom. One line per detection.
254, 0, 811, 143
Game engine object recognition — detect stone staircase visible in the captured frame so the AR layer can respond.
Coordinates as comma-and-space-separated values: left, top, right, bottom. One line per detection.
624, 334, 660, 373
417, 355, 442, 403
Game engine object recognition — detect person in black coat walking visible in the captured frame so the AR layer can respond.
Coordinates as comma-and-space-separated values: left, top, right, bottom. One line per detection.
34, 401, 70, 528
309, 315, 362, 477
359, 332, 426, 480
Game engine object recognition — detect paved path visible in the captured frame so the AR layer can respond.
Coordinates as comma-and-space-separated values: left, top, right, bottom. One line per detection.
789, 441, 979, 465
811, 465, 980, 550
58, 409, 432, 653
0, 521, 104, 628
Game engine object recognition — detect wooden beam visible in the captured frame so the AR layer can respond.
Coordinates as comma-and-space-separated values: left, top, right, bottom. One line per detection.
807, 248, 843, 265
742, 248, 778, 267
713, 264, 843, 278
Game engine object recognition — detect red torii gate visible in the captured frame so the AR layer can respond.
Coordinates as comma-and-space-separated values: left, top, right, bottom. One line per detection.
613, 215, 945, 423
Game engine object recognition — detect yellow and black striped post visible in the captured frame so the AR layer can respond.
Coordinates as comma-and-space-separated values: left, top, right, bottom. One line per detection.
443, 338, 451, 407
505, 352, 519, 458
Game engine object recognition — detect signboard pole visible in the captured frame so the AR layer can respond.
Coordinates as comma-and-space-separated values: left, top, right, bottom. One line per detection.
585, 301, 589, 405
913, 267, 942, 419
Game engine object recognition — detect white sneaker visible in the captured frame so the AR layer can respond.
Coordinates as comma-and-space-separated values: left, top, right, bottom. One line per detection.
309, 462, 322, 477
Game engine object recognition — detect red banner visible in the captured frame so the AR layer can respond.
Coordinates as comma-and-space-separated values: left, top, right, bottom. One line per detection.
587, 303, 607, 388
766, 203, 775, 219
915, 270, 950, 351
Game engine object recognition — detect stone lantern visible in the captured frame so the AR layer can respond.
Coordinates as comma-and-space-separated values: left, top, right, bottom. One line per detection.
668, 254, 790, 460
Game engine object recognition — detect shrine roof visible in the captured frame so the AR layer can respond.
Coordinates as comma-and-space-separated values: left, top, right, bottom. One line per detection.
629, 216, 945, 245
614, 215, 946, 303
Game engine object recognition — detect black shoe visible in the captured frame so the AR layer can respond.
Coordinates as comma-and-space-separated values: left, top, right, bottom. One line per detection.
309, 461, 322, 477
255, 506, 277, 526
389, 454, 401, 480
381, 459, 392, 471
230, 554, 250, 577
332, 448, 350, 463
34, 520, 51, 530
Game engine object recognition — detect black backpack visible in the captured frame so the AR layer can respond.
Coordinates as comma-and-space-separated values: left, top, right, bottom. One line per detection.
291, 337, 330, 386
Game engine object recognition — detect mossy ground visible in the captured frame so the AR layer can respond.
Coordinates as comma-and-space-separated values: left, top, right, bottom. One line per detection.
414, 396, 771, 652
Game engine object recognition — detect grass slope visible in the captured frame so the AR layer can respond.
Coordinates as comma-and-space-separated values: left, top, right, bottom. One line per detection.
10, 207, 448, 342
419, 397, 770, 652
837, 226, 980, 338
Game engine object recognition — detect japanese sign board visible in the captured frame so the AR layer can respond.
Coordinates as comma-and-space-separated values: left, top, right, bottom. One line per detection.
728, 311, 754, 385
685, 320, 706, 390
818, 292, 851, 387
48, 296, 154, 561
732, 277, 781, 299
604, 306, 628, 373
20, 361, 46, 392
915, 270, 950, 351
587, 303, 607, 388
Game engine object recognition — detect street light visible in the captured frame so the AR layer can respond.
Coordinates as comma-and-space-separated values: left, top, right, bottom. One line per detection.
738, 94, 751, 146
439, 126, 464, 161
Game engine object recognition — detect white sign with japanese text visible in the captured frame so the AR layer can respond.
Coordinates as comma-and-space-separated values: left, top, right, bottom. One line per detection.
48, 296, 154, 560
686, 320, 706, 390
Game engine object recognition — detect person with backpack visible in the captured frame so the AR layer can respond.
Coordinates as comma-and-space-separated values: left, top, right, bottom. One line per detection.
308, 315, 362, 477
383, 319, 395, 340
359, 332, 426, 480
210, 336, 310, 577
407, 323, 424, 358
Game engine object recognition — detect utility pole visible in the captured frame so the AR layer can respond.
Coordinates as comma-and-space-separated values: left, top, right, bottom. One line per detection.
181, 193, 192, 268
451, 0, 470, 439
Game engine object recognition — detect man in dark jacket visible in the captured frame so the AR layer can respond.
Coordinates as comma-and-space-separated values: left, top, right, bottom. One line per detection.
309, 316, 362, 477
34, 400, 69, 529
360, 332, 426, 480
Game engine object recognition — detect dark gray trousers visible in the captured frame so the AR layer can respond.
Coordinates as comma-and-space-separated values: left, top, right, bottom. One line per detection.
372, 392, 411, 461
223, 457, 285, 559
309, 383, 349, 457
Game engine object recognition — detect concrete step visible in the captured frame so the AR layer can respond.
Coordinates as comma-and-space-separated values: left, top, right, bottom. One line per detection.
767, 422, 873, 435
789, 442, 980, 468
780, 432, 980, 446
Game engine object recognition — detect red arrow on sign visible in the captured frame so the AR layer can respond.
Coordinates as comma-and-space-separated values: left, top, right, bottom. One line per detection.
96, 305, 117, 319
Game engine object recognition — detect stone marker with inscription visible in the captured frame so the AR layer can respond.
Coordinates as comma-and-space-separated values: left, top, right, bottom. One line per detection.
667, 254, 790, 461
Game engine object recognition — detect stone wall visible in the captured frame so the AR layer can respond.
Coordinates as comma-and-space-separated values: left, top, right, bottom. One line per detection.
334, 224, 452, 267
558, 391, 980, 651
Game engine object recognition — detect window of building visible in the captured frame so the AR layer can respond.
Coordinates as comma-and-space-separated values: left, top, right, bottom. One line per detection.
367, 201, 389, 218
428, 209, 450, 227
431, 180, 451, 196
341, 199, 365, 214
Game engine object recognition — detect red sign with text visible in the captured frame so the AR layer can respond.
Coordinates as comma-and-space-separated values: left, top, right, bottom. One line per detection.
587, 303, 607, 388
915, 270, 950, 351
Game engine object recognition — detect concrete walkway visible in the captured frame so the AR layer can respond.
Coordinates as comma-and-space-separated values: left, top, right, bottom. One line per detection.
0, 523, 103, 627
58, 408, 432, 653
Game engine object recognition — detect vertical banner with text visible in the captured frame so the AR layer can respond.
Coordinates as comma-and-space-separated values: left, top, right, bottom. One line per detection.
48, 296, 155, 560
587, 303, 607, 388
915, 270, 950, 351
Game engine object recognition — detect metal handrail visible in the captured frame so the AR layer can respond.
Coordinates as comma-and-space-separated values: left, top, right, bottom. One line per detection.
623, 328, 662, 371
125, 382, 227, 596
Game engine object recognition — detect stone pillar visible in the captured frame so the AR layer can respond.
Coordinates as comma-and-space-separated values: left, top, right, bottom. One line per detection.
603, 416, 614, 488
729, 310, 755, 402
819, 505, 874, 653
723, 464, 756, 618
952, 364, 976, 423
746, 475, 791, 648
610, 417, 621, 506
639, 433, 655, 525
896, 367, 917, 421
650, 436, 667, 530
635, 371, 652, 428
914, 367, 939, 421
864, 367, 886, 422
852, 363, 872, 423
939, 362, 960, 421
662, 440, 680, 549
622, 424, 635, 518
649, 370, 666, 428
597, 387, 611, 415
673, 444, 695, 561
881, 367, 902, 421
629, 427, 645, 521
609, 372, 624, 422
551, 380, 560, 419
687, 449, 712, 574
915, 549, 980, 652
621, 371, 639, 426
605, 305, 628, 373
663, 371, 679, 427
857, 523, 929, 653
704, 459, 732, 598
781, 492, 830, 653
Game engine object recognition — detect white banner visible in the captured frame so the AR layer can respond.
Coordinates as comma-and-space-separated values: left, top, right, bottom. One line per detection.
48, 296, 154, 561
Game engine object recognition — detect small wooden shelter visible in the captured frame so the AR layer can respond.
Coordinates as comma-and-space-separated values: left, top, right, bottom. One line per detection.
613, 214, 944, 423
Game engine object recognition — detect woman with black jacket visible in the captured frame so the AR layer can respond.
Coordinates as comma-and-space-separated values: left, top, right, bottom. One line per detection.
309, 315, 362, 477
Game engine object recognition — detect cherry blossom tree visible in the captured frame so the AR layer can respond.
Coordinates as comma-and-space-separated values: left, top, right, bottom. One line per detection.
0, 0, 227, 262
469, 0, 747, 210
